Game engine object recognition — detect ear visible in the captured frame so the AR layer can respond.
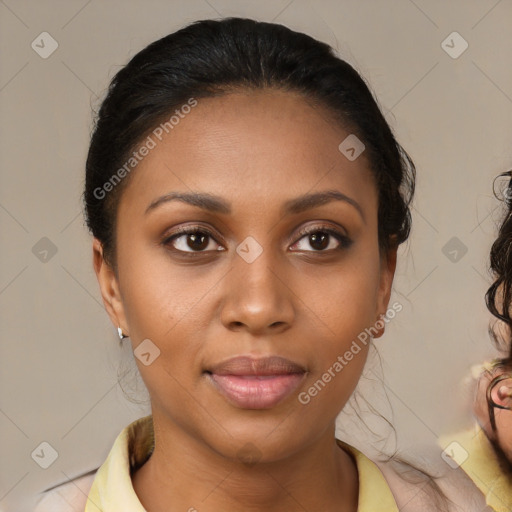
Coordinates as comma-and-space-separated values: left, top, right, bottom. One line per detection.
373, 243, 398, 339
488, 369, 512, 409
92, 238, 128, 336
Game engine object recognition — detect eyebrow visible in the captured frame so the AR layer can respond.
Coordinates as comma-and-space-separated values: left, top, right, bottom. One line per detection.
145, 189, 365, 221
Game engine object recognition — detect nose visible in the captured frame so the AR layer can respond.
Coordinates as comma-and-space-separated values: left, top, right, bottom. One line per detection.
220, 245, 295, 335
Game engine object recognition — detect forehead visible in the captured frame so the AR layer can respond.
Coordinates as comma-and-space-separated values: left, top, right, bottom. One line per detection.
118, 89, 376, 217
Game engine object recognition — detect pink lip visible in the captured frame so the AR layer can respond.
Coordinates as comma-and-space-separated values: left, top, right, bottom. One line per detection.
206, 356, 306, 409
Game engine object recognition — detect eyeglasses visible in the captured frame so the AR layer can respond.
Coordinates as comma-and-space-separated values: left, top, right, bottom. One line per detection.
493, 170, 512, 204
486, 373, 512, 432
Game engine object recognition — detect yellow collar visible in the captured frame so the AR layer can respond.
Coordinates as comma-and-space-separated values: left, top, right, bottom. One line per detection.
85, 415, 398, 511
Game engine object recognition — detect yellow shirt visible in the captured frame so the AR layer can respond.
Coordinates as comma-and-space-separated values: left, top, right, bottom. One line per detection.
84, 415, 399, 511
439, 425, 512, 512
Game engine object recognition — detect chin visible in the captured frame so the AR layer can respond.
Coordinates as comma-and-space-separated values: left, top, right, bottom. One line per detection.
208, 421, 311, 465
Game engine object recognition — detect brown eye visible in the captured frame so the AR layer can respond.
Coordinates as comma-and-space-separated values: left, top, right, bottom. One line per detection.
164, 227, 223, 253
290, 225, 352, 252
307, 232, 330, 251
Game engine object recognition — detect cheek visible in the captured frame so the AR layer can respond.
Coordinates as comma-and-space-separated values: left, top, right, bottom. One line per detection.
303, 253, 382, 333
118, 243, 212, 339
297, 343, 370, 424
121, 267, 206, 414
496, 412, 512, 456
116, 251, 209, 386
295, 271, 377, 413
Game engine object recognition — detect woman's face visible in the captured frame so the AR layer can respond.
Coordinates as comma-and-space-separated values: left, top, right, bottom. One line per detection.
94, 89, 396, 462
474, 366, 512, 464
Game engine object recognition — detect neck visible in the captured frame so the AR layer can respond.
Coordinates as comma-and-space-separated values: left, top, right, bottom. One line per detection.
132, 412, 358, 512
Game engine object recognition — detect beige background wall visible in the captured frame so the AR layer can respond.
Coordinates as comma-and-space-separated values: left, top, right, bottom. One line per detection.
1, 0, 511, 510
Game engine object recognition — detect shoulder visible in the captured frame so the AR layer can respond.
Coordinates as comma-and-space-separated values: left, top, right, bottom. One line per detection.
33, 470, 98, 512
33, 415, 154, 512
440, 425, 512, 512
342, 438, 491, 512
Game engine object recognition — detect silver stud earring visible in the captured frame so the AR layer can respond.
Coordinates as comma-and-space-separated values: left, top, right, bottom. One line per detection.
117, 326, 128, 340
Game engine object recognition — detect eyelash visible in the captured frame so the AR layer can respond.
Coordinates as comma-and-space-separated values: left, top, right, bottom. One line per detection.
162, 224, 352, 255
294, 224, 353, 251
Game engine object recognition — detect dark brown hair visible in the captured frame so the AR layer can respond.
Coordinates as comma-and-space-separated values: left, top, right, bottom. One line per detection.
486, 170, 512, 363
484, 170, 512, 452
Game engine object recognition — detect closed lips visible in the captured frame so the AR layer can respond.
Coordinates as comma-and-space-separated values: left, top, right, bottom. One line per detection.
205, 355, 307, 409
206, 355, 306, 376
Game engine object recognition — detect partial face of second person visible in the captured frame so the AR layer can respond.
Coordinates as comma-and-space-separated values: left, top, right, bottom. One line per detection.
474, 363, 512, 464
94, 89, 396, 464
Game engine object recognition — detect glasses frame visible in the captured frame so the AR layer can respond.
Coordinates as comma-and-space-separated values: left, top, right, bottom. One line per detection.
486, 373, 512, 432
